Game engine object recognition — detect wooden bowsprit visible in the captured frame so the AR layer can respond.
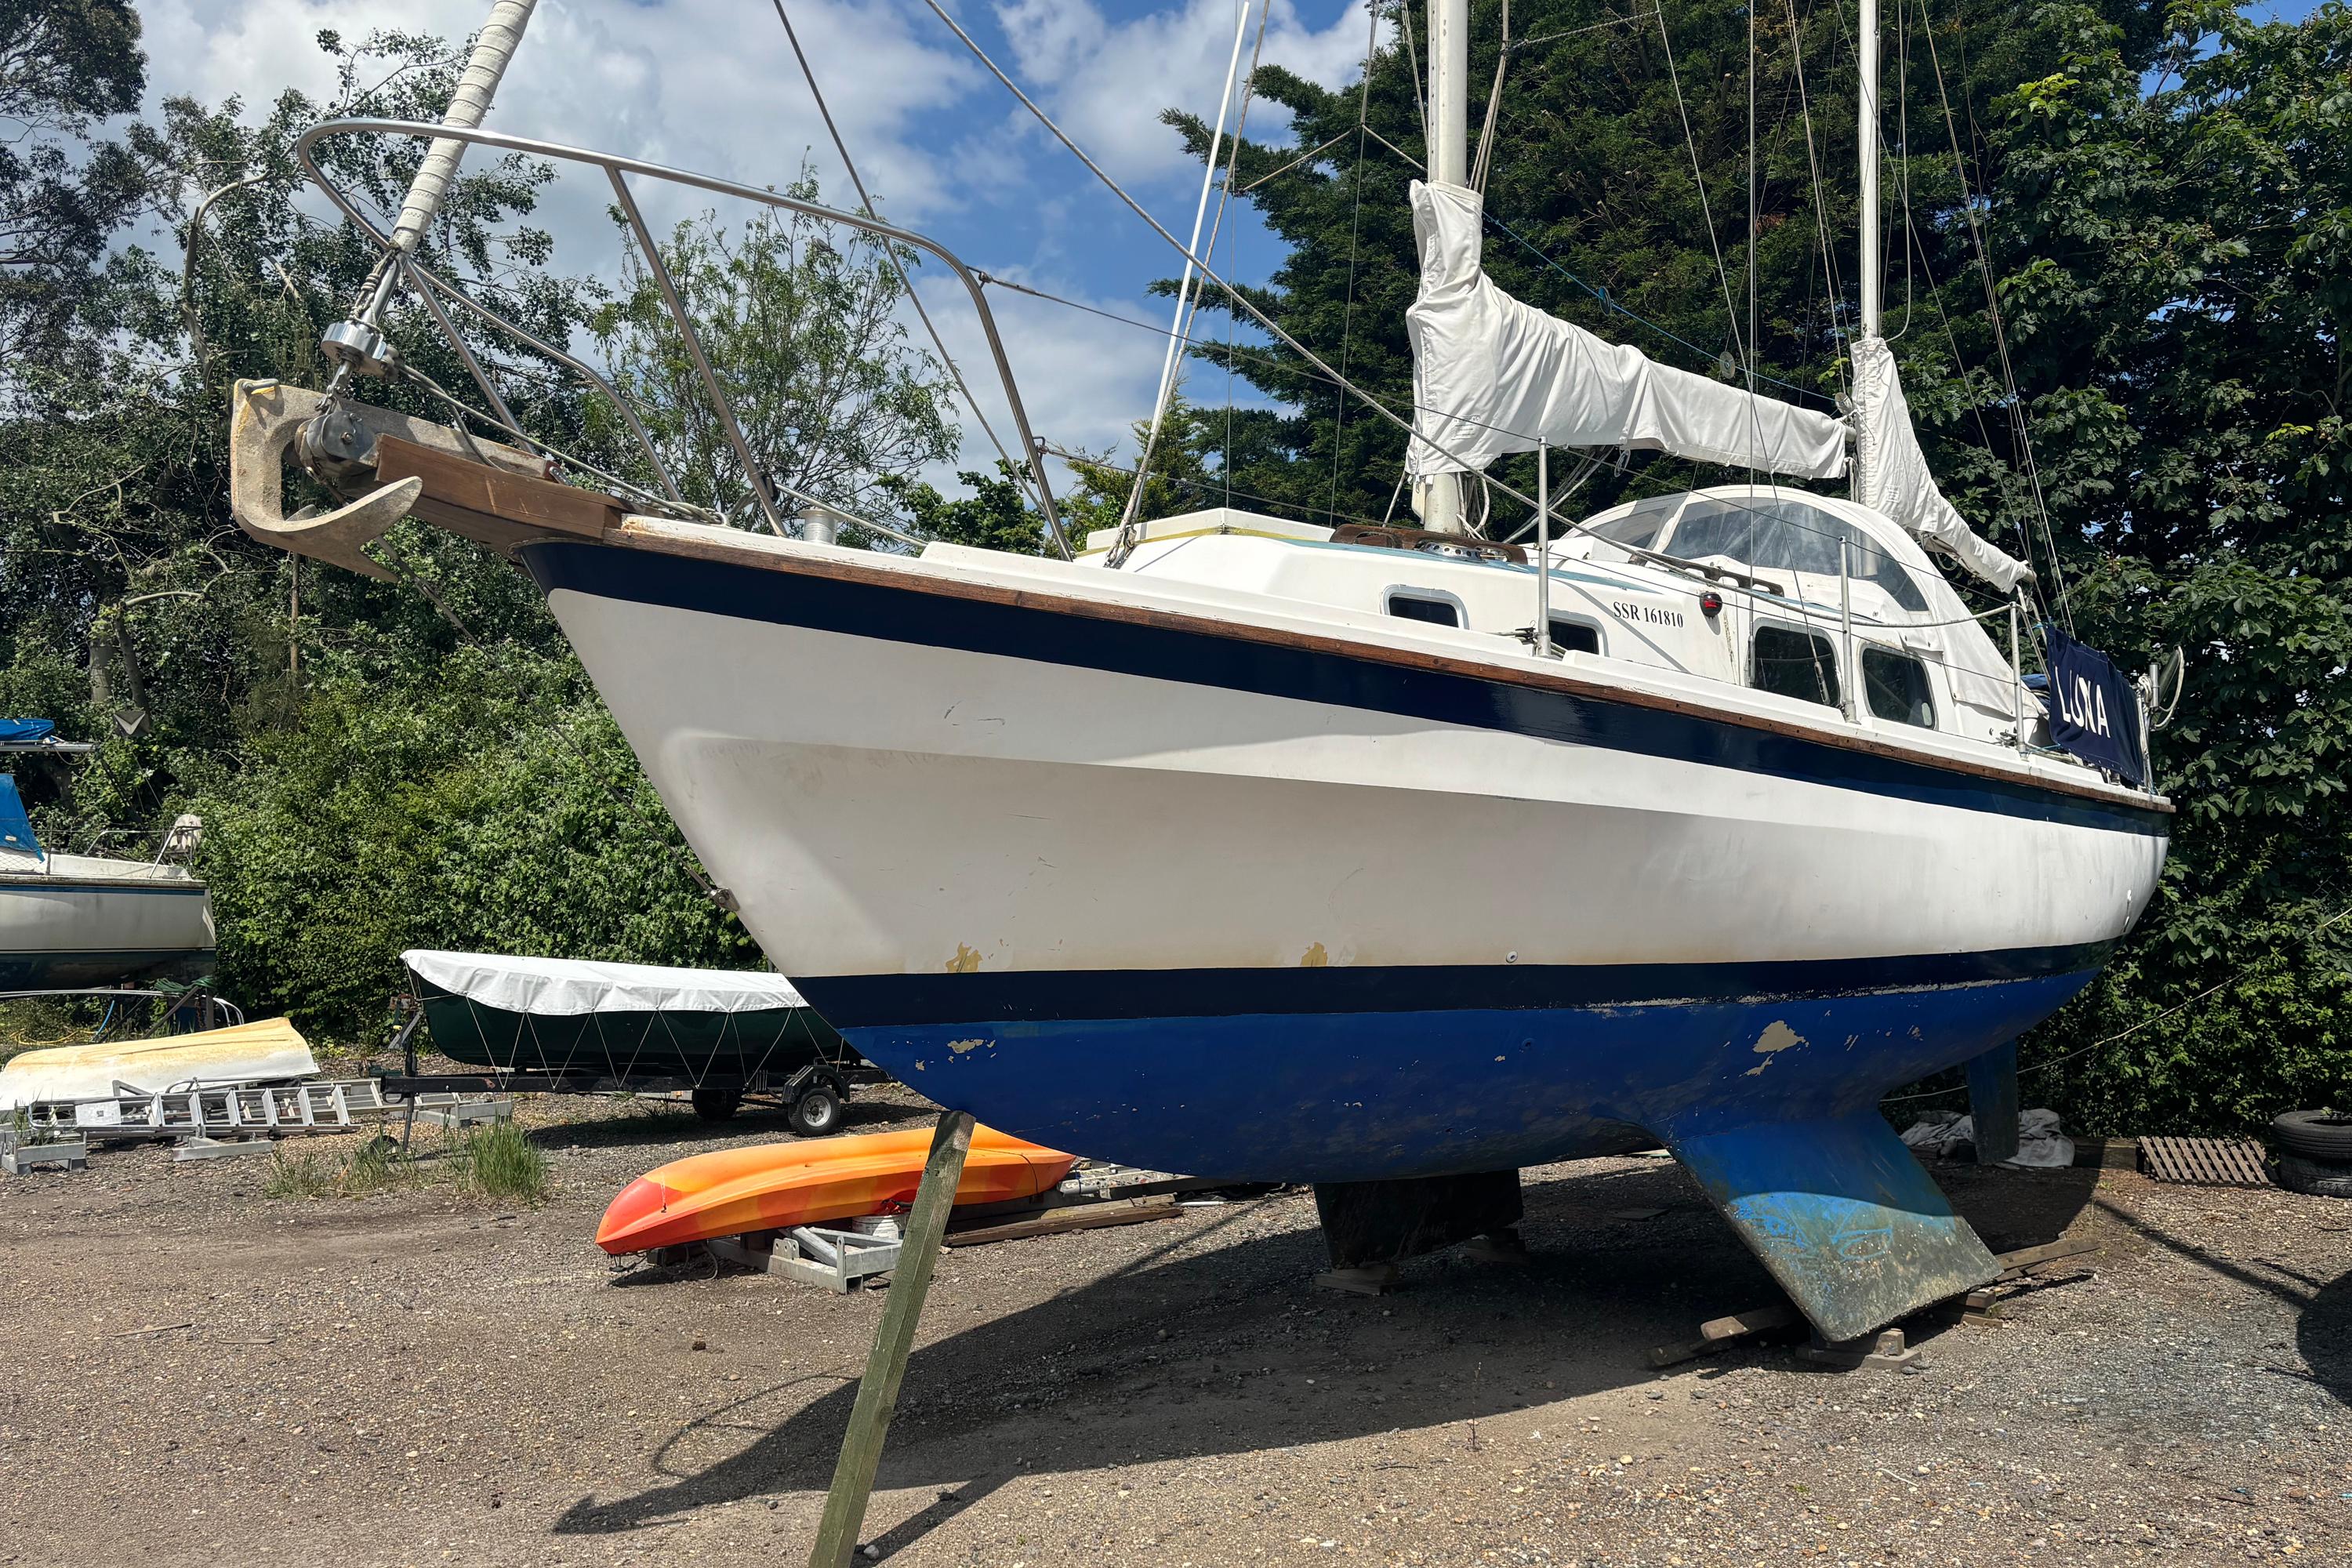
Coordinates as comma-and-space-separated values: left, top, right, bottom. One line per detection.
808, 1108, 975, 1568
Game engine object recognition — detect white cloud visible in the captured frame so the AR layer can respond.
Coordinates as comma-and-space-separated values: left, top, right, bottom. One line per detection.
137, 0, 977, 221
133, 0, 1367, 504
995, 0, 1372, 185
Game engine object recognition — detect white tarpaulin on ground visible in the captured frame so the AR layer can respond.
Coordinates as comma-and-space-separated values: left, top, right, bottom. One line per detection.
0, 1018, 315, 1109
401, 950, 808, 1017
1853, 336, 2035, 593
1404, 180, 1849, 482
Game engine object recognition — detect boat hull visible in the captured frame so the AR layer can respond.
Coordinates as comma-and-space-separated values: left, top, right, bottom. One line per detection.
524, 535, 2165, 1181
411, 978, 848, 1080
0, 864, 216, 989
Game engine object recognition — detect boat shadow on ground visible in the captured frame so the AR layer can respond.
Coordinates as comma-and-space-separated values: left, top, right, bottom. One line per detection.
2079, 1189, 2352, 1410
553, 1157, 2112, 1544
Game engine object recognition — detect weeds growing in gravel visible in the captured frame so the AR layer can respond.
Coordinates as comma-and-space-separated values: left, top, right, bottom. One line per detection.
459, 1121, 548, 1203
260, 1122, 549, 1204
263, 1143, 346, 1198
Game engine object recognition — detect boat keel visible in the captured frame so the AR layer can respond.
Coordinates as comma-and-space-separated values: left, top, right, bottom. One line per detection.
1665, 1109, 1998, 1343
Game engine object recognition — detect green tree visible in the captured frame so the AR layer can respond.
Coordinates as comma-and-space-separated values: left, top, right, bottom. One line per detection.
0, 0, 151, 384
591, 184, 956, 524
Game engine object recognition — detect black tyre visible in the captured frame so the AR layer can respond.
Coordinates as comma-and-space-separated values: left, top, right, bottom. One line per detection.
789, 1084, 843, 1137
2271, 1109, 2352, 1163
2276, 1153, 2352, 1200
691, 1087, 742, 1123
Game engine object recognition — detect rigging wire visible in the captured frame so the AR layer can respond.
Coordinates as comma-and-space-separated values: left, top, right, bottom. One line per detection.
768, 0, 1039, 511
1780, 0, 1853, 408
1122, 0, 1269, 543
1901, 0, 2072, 627
1469, 0, 1510, 195
1396, 0, 1430, 138
1653, 6, 1751, 383
909, 0, 1563, 532
1510, 8, 1661, 51
1478, 209, 1831, 405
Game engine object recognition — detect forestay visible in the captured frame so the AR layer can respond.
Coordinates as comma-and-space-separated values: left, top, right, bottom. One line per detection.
402, 949, 811, 1017
1853, 336, 2034, 593
1403, 182, 1849, 482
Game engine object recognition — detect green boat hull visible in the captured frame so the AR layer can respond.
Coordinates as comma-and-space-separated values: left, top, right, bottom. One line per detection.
415, 978, 848, 1082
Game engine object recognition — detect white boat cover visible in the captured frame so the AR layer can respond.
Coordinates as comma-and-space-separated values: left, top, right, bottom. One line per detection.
402, 950, 810, 1017
0, 1018, 315, 1109
1853, 336, 2035, 594
1404, 181, 1849, 483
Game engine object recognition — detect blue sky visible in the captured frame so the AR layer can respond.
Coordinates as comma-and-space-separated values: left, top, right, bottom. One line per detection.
135, 0, 1377, 481
130, 0, 2321, 488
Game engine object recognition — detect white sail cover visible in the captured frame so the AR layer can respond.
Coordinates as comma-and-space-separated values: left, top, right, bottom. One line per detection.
1853, 336, 2034, 593
1404, 181, 1849, 482
402, 950, 809, 1017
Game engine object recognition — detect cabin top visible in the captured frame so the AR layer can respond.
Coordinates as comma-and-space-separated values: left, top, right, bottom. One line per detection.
1058, 485, 2043, 757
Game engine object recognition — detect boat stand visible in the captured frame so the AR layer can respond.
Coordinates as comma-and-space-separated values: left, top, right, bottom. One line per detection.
699, 1218, 905, 1294
808, 1108, 975, 1568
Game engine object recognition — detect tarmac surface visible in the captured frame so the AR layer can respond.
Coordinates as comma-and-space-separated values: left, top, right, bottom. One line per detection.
2, 1082, 2346, 1566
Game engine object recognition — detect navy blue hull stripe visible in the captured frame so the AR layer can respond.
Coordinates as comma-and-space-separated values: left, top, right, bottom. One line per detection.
522, 541, 2168, 837
791, 942, 2115, 1029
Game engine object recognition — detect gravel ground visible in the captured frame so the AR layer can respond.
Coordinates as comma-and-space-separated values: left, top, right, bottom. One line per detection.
2, 1085, 2346, 1567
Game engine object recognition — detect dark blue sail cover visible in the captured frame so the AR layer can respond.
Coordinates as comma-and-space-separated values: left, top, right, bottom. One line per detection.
0, 719, 56, 746
2042, 628, 2147, 786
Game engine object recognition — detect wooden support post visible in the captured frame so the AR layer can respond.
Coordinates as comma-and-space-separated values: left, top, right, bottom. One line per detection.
808, 1108, 975, 1568
1967, 1040, 2020, 1166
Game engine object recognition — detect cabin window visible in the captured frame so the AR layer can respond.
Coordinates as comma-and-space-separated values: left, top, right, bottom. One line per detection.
1663, 497, 1929, 612
1587, 495, 1682, 553
1750, 623, 1842, 709
1386, 590, 1462, 628
1864, 646, 1936, 728
1547, 619, 1602, 655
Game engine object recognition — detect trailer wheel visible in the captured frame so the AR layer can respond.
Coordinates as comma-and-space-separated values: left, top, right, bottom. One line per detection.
691, 1088, 742, 1122
789, 1083, 842, 1137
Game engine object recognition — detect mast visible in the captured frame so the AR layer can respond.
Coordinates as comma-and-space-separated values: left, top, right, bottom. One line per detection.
1857, 0, 1880, 339
322, 0, 541, 381
1854, 0, 1880, 502
1415, 0, 1471, 534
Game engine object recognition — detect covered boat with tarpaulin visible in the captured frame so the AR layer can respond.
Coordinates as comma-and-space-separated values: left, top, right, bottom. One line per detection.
401, 950, 858, 1128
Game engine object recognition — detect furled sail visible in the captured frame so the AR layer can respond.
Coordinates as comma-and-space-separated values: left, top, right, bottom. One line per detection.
1852, 336, 2034, 593
1403, 181, 1849, 483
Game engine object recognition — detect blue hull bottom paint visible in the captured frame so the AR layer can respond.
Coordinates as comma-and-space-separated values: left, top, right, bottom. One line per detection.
818, 967, 2095, 1184
820, 968, 2081, 1338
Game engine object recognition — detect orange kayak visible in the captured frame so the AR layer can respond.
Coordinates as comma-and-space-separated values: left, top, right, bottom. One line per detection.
595, 1125, 1076, 1254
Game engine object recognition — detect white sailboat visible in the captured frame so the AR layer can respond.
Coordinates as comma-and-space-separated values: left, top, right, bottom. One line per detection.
225, 0, 2166, 1338
0, 723, 215, 989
